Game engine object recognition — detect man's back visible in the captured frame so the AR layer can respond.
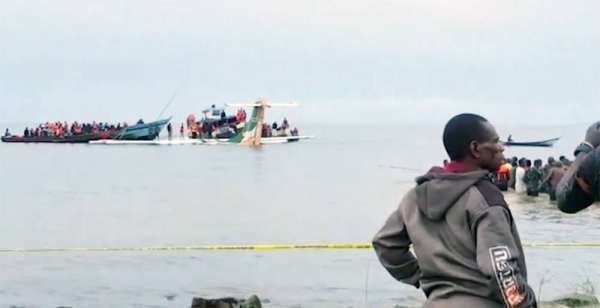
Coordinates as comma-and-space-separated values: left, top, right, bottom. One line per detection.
548, 167, 566, 188
373, 170, 536, 308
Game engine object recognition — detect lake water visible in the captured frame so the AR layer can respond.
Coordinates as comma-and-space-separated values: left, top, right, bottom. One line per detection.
0, 122, 598, 308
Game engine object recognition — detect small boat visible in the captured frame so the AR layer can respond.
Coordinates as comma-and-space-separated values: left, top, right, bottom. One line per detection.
113, 117, 172, 141
500, 137, 560, 147
0, 130, 121, 144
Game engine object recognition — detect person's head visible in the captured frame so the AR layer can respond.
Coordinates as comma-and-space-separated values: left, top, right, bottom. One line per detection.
554, 161, 563, 168
443, 159, 449, 166
442, 113, 504, 172
534, 159, 542, 168
559, 156, 569, 164
526, 159, 532, 168
548, 156, 555, 165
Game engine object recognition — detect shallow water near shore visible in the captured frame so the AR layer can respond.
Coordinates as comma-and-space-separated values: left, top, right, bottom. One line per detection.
1, 123, 598, 308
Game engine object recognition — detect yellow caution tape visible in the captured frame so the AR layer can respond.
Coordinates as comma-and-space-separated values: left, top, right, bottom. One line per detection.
0, 242, 599, 253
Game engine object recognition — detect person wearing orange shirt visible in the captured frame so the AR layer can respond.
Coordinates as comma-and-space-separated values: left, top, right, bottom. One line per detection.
494, 159, 510, 191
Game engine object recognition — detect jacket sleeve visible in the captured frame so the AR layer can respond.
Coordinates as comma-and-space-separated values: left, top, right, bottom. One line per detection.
472, 206, 537, 308
557, 147, 599, 213
372, 204, 420, 288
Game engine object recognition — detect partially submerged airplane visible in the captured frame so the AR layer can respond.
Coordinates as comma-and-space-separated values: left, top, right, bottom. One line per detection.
90, 97, 314, 146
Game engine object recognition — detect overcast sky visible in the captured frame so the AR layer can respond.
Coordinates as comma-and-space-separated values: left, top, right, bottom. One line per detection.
0, 0, 598, 125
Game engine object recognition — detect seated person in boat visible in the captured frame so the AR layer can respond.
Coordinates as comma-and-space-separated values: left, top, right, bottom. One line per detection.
507, 134, 513, 142
235, 109, 246, 122
17, 121, 125, 138
189, 122, 202, 139
4, 128, 10, 137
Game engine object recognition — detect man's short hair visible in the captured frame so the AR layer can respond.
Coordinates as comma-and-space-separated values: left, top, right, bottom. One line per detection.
443, 113, 490, 161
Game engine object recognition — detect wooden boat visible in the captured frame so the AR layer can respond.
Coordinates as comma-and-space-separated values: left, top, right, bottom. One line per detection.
500, 137, 560, 147
113, 117, 172, 141
0, 130, 121, 144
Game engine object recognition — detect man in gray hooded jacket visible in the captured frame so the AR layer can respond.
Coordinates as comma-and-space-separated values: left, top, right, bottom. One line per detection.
373, 113, 537, 308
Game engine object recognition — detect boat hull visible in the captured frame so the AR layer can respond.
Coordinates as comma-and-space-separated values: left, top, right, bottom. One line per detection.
115, 117, 172, 141
1, 130, 121, 144
501, 137, 560, 148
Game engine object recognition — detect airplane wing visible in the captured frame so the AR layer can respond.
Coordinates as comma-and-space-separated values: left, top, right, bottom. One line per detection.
225, 102, 297, 107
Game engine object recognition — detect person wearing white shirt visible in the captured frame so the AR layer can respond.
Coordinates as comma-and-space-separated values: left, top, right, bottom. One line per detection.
515, 158, 527, 194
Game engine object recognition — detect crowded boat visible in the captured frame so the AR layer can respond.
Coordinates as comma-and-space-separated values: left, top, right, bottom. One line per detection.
4, 121, 131, 138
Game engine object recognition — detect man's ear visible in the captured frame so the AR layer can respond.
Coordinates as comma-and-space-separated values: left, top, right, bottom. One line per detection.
469, 141, 480, 159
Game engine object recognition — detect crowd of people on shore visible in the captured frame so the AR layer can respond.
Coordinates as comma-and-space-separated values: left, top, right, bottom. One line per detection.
4, 121, 130, 138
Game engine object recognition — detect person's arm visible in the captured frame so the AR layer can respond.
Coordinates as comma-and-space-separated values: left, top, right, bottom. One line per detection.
541, 169, 553, 184
472, 206, 537, 308
557, 146, 599, 213
372, 203, 420, 288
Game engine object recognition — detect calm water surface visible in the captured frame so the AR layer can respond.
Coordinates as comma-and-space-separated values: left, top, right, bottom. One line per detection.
1, 123, 598, 308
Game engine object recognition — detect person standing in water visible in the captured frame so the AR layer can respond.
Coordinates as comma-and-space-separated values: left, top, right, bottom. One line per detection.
494, 159, 510, 191
514, 158, 527, 194
166, 123, 172, 140
557, 121, 600, 213
541, 161, 566, 201
508, 157, 518, 190
373, 113, 536, 308
524, 159, 542, 196
180, 124, 184, 139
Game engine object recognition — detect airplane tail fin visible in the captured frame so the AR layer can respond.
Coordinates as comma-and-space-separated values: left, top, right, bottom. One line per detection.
225, 99, 296, 145
227, 105, 260, 143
